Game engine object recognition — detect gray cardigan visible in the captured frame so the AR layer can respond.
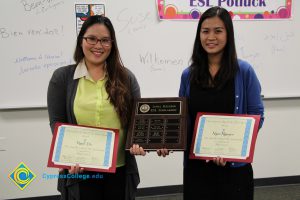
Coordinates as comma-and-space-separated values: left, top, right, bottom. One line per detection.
47, 64, 140, 200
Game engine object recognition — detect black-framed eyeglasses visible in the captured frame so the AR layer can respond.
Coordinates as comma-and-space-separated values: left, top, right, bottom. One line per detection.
82, 36, 113, 47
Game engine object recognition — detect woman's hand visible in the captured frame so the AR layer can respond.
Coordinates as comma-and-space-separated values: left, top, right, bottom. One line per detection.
129, 144, 146, 156
68, 163, 84, 174
212, 157, 226, 167
157, 148, 171, 157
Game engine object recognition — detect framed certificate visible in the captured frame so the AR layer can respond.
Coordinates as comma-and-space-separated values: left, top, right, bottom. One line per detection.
47, 123, 119, 173
189, 113, 261, 163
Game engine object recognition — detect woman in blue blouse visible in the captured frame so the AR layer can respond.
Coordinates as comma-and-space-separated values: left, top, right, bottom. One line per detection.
178, 6, 264, 200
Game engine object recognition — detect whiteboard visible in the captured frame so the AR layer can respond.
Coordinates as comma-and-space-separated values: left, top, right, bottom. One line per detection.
1, 0, 300, 109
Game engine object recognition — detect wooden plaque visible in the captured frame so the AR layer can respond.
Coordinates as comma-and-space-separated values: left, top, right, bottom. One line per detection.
126, 97, 187, 150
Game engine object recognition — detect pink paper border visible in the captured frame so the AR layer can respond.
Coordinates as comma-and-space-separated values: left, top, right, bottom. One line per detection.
157, 0, 292, 20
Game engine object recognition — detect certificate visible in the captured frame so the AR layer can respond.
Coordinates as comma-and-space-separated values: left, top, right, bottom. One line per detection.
47, 123, 119, 173
189, 113, 261, 163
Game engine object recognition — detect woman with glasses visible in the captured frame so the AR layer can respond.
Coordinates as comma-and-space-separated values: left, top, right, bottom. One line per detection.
47, 15, 140, 200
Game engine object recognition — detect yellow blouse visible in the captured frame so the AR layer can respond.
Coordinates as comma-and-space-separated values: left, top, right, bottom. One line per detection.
73, 61, 125, 167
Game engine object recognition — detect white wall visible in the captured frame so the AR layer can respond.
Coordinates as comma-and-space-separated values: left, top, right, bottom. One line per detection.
252, 99, 300, 177
1, 99, 300, 199
1, 0, 300, 108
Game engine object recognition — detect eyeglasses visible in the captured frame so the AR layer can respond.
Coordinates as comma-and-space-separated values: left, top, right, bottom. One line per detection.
82, 36, 113, 47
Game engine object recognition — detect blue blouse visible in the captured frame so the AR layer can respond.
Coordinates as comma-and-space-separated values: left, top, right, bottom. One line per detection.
179, 59, 264, 167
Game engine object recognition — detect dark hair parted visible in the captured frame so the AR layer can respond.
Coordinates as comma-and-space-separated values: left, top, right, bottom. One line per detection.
74, 15, 132, 128
190, 6, 238, 89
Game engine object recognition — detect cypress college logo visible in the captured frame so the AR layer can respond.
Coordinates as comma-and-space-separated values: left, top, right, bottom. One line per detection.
8, 162, 36, 190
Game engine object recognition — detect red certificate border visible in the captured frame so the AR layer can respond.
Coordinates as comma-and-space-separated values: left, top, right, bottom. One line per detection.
189, 113, 261, 163
47, 122, 119, 173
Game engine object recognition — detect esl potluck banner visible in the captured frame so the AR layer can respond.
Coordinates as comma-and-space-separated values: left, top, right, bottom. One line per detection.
157, 0, 292, 20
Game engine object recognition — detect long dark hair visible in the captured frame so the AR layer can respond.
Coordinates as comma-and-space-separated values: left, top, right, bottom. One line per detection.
190, 6, 238, 89
74, 15, 132, 128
